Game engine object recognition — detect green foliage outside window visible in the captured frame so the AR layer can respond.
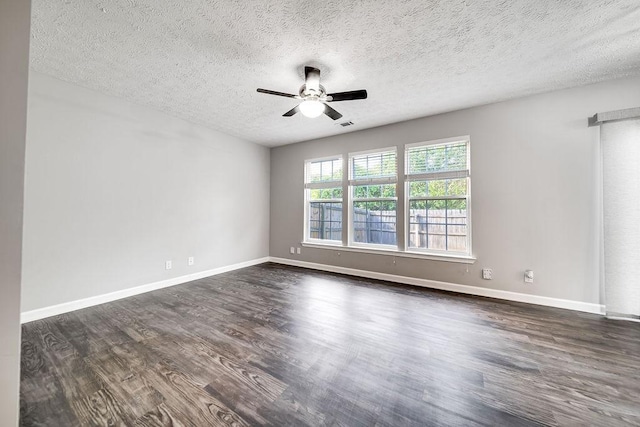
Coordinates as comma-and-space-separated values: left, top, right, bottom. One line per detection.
353, 200, 397, 211
353, 184, 395, 199
310, 187, 342, 200
409, 179, 467, 209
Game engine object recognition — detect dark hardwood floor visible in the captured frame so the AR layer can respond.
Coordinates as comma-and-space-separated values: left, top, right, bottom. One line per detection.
20, 263, 640, 426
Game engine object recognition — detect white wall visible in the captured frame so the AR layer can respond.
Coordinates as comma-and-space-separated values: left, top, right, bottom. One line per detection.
0, 0, 31, 424
270, 76, 640, 306
21, 72, 270, 312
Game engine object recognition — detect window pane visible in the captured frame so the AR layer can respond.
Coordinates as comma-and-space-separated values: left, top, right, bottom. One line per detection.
353, 184, 396, 199
408, 201, 426, 248
408, 198, 467, 252
407, 142, 467, 175
409, 179, 467, 198
310, 187, 342, 200
354, 185, 367, 198
351, 151, 397, 180
331, 159, 342, 180
309, 162, 321, 182
447, 199, 467, 252
309, 202, 342, 241
427, 200, 447, 251
308, 158, 342, 183
352, 201, 397, 245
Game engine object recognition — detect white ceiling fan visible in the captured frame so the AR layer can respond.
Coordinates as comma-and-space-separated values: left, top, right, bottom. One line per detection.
257, 66, 368, 120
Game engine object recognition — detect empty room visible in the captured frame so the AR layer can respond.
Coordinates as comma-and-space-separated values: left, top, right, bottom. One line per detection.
2, 0, 640, 426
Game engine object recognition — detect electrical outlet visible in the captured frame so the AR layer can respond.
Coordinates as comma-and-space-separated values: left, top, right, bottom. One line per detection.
482, 268, 492, 280
290, 247, 295, 254
188, 257, 194, 266
165, 260, 172, 270
524, 270, 534, 283
296, 247, 301, 254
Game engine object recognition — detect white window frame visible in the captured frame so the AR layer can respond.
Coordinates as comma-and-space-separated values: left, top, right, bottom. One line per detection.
404, 136, 472, 256
303, 155, 344, 244
300, 138, 475, 264
348, 147, 398, 250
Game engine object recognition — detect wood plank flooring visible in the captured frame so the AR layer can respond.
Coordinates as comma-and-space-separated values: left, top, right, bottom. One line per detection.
20, 263, 640, 426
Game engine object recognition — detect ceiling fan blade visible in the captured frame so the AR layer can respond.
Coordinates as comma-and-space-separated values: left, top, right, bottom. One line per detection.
304, 66, 321, 92
327, 89, 368, 102
257, 88, 298, 98
323, 104, 343, 120
283, 105, 300, 117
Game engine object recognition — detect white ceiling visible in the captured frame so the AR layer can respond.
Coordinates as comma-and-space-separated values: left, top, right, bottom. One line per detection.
30, 0, 640, 147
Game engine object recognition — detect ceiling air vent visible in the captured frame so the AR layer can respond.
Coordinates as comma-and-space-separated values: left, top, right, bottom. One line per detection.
339, 121, 354, 127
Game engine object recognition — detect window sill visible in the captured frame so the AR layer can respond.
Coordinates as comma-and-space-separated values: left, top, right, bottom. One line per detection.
300, 242, 476, 264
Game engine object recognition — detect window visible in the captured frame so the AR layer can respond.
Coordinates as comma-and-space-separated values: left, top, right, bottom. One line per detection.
406, 137, 470, 254
349, 149, 398, 247
305, 157, 343, 242
302, 136, 472, 261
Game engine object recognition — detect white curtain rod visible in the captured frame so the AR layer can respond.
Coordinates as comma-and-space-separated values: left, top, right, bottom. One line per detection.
588, 107, 640, 127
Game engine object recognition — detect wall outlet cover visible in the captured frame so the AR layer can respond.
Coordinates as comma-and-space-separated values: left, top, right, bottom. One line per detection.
482, 268, 492, 280
165, 260, 172, 270
525, 270, 534, 283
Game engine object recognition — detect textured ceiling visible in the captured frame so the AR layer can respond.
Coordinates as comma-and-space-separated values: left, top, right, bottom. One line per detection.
30, 0, 640, 146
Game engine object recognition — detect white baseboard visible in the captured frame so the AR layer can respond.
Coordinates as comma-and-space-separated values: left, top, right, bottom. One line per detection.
21, 255, 604, 323
20, 257, 270, 323
268, 257, 605, 315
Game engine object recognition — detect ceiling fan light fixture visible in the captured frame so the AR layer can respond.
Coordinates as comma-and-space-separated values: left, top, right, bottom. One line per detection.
299, 99, 325, 118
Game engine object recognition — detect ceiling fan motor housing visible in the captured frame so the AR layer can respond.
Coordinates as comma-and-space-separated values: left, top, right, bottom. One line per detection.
300, 84, 326, 100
